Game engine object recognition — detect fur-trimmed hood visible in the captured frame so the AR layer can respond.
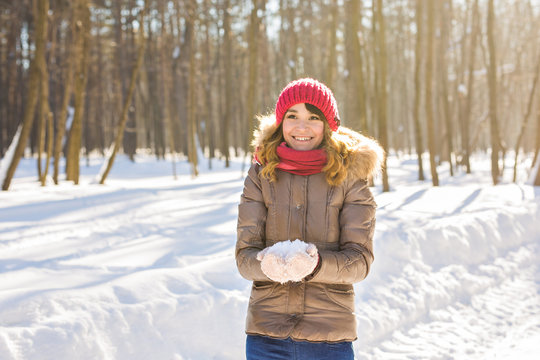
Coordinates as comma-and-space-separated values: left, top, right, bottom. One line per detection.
252, 114, 385, 181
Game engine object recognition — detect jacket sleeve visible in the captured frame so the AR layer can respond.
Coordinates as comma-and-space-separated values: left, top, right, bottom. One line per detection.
309, 178, 376, 284
235, 164, 271, 281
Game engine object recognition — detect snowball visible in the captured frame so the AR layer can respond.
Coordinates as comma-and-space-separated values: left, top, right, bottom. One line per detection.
268, 239, 309, 258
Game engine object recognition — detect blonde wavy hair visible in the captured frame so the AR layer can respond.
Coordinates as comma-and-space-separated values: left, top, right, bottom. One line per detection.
254, 106, 354, 186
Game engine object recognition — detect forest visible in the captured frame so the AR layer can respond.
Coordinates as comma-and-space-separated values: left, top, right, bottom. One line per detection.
1, 0, 540, 190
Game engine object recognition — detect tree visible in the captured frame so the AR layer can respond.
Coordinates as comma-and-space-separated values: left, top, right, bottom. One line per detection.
425, 0, 440, 186
245, 0, 262, 156
461, 0, 480, 174
534, 169, 540, 186
413, 0, 425, 181
99, 0, 148, 185
374, 0, 390, 192
53, 5, 77, 185
201, 0, 217, 169
186, 0, 199, 177
36, 0, 54, 186
534, 77, 540, 168
486, 0, 501, 185
65, 0, 90, 184
2, 0, 49, 191
222, 0, 232, 167
325, 4, 338, 88
159, 0, 178, 179
513, 54, 540, 182
345, 0, 368, 133
0, 2, 25, 159
437, 0, 454, 176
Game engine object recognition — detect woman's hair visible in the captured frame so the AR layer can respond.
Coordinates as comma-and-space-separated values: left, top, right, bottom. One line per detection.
255, 103, 350, 186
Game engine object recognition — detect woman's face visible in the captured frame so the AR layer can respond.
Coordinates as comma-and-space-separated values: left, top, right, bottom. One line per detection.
282, 103, 325, 151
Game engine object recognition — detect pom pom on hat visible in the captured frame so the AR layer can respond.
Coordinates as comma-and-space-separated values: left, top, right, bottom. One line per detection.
275, 78, 340, 131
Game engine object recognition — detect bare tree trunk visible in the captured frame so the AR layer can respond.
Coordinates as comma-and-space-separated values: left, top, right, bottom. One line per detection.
246, 0, 261, 153
222, 0, 232, 167
36, 0, 51, 185
38, 7, 56, 186
487, 0, 501, 185
95, 10, 106, 154
112, 1, 130, 161
345, 0, 368, 133
462, 0, 480, 174
53, 8, 77, 184
438, 0, 454, 176
533, 106, 540, 185
159, 0, 177, 179
147, 25, 165, 159
38, 87, 54, 186
533, 120, 540, 185
173, 0, 188, 157
99, 1, 148, 185
65, 0, 90, 184
325, 4, 338, 88
534, 85, 540, 167
285, 0, 298, 80
374, 0, 390, 192
2, 0, 49, 191
298, 0, 314, 78
202, 0, 216, 169
413, 0, 425, 181
2, 4, 22, 158
187, 0, 199, 177
534, 159, 540, 186
513, 53, 540, 182
425, 0, 440, 186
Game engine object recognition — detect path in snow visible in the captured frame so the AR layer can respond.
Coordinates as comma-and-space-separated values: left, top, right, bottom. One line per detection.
359, 243, 540, 360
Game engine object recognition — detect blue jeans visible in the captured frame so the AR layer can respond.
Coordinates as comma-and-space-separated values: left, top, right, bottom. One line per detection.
246, 335, 354, 360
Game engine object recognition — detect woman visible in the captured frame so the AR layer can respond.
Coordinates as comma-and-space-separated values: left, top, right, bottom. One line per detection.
236, 78, 384, 360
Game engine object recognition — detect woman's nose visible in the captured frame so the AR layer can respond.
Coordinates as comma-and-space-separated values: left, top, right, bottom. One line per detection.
296, 118, 308, 129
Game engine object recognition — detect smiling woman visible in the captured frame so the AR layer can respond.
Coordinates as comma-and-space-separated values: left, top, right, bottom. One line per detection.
236, 78, 385, 360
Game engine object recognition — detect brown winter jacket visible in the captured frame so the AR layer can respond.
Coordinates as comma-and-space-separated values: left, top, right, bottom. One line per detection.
236, 116, 384, 343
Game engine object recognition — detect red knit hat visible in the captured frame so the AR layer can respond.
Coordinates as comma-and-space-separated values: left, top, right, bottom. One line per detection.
275, 78, 340, 131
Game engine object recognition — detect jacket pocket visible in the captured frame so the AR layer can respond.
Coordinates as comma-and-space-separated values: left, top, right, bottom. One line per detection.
249, 281, 276, 306
324, 285, 355, 312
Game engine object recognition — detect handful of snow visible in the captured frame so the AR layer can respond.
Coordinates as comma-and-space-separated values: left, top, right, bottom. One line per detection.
256, 239, 318, 283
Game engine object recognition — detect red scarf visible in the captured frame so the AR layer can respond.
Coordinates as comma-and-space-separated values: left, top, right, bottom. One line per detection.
275, 142, 327, 176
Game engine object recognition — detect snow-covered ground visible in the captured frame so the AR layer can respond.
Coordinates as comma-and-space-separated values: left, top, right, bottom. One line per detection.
0, 153, 538, 360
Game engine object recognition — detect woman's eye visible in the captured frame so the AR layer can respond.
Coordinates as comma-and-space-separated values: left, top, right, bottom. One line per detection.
310, 116, 320, 120
286, 114, 296, 119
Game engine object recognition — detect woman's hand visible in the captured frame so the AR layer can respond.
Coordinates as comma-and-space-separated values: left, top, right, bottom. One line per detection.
256, 240, 319, 283
285, 243, 319, 282
257, 250, 290, 283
